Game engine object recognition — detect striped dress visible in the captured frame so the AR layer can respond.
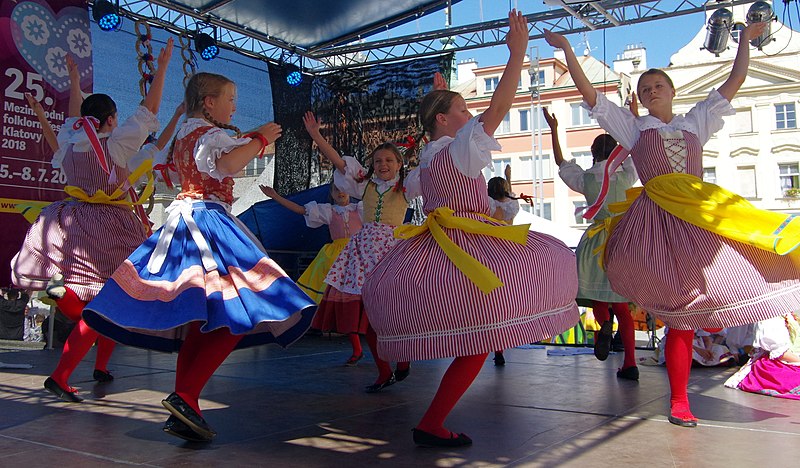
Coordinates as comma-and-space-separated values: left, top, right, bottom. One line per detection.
594, 90, 800, 330
11, 108, 157, 301
83, 119, 316, 351
362, 118, 580, 361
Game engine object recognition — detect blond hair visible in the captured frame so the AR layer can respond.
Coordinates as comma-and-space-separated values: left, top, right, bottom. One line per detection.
184, 72, 241, 136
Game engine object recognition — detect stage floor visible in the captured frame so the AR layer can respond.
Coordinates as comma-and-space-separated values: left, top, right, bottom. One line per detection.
1, 335, 798, 467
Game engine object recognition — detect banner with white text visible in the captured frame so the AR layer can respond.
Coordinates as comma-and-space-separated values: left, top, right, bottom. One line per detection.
0, 0, 92, 286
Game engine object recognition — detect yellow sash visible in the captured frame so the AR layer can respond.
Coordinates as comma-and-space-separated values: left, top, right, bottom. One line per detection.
597, 174, 800, 265
394, 206, 530, 294
64, 159, 155, 208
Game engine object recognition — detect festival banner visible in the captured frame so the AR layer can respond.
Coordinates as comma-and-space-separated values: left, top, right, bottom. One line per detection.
0, 0, 92, 286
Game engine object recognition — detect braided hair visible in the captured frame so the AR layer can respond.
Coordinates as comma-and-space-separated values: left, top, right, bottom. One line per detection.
356, 142, 406, 192
487, 177, 519, 201
184, 72, 242, 136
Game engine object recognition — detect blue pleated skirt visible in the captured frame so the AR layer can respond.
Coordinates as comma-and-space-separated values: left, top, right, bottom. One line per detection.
84, 200, 316, 352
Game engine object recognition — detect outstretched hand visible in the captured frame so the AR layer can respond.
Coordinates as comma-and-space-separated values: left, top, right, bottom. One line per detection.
741, 21, 768, 43
24, 93, 43, 112
433, 72, 448, 91
628, 92, 639, 117
506, 9, 528, 58
543, 29, 570, 51
302, 111, 321, 135
256, 122, 282, 143
259, 184, 278, 198
66, 54, 79, 80
156, 37, 174, 70
542, 106, 557, 130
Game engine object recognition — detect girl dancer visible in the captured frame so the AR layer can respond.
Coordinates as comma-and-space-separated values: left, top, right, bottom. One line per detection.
304, 111, 420, 391
543, 108, 640, 379
259, 183, 366, 365
544, 21, 800, 426
84, 72, 316, 442
363, 10, 579, 446
12, 41, 173, 400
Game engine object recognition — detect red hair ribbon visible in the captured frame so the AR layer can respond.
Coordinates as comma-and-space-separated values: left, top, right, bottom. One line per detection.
153, 162, 177, 189
395, 135, 416, 149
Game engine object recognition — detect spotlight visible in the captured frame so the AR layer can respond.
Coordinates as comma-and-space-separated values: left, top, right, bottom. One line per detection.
285, 63, 303, 87
703, 8, 732, 56
195, 32, 219, 61
746, 1, 775, 50
93, 0, 122, 32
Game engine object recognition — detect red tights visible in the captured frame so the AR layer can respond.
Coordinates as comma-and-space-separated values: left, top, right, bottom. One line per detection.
348, 333, 363, 357
49, 287, 115, 389
593, 301, 637, 369
365, 324, 409, 384
416, 353, 488, 438
664, 328, 696, 421
175, 322, 243, 416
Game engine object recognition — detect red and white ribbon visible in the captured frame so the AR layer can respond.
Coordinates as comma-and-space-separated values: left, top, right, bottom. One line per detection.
581, 145, 631, 220
73, 116, 117, 184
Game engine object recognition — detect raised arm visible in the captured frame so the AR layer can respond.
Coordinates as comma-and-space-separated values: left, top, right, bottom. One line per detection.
154, 102, 185, 150
259, 185, 306, 215
542, 107, 564, 166
25, 93, 58, 152
544, 30, 597, 108
66, 55, 82, 118
303, 111, 345, 173
480, 10, 528, 135
141, 37, 173, 115
717, 22, 766, 102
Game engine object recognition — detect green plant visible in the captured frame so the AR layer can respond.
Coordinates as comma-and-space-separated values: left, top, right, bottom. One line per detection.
785, 188, 800, 198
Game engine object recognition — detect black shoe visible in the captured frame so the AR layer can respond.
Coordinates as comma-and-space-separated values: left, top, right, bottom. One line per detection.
44, 377, 83, 403
161, 392, 216, 440
395, 365, 411, 382
493, 352, 505, 366
163, 415, 213, 442
594, 321, 613, 361
365, 374, 396, 393
616, 366, 639, 381
668, 414, 698, 428
412, 428, 473, 447
345, 353, 364, 367
45, 273, 66, 300
93, 369, 114, 383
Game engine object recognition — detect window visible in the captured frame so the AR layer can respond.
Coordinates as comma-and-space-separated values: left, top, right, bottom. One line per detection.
571, 151, 594, 170
737, 166, 757, 198
573, 201, 589, 225
498, 112, 511, 134
484, 76, 499, 93
776, 103, 797, 129
530, 70, 545, 89
521, 203, 531, 213
520, 155, 553, 179
519, 109, 530, 132
571, 103, 595, 126
779, 163, 800, 195
732, 109, 752, 133
702, 167, 716, 184
492, 158, 511, 176
542, 202, 552, 220
243, 156, 267, 177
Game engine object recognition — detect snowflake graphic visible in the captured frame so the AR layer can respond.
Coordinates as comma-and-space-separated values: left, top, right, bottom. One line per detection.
21, 14, 50, 46
67, 29, 92, 58
46, 47, 69, 78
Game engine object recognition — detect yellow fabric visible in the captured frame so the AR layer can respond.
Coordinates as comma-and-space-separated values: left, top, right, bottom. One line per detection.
0, 198, 52, 224
645, 173, 800, 255
394, 206, 530, 294
585, 217, 614, 268
64, 159, 154, 208
296, 237, 350, 304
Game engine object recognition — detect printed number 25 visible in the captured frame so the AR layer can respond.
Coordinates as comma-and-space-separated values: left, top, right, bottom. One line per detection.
4, 68, 45, 102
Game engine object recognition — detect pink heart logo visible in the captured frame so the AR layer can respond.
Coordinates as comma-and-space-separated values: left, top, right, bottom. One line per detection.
9, 1, 92, 94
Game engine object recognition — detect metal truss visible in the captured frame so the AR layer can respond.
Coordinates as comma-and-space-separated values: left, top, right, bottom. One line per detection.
112, 0, 756, 72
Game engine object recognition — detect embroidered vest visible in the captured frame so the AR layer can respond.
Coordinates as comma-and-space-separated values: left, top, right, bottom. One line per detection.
361, 182, 407, 226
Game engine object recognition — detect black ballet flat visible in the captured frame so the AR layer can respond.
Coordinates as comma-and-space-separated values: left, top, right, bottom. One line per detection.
394, 366, 411, 382
412, 428, 473, 447
668, 414, 698, 428
93, 369, 114, 383
364, 373, 396, 393
44, 377, 83, 403
616, 366, 639, 381
161, 392, 217, 440
594, 320, 613, 361
163, 415, 213, 442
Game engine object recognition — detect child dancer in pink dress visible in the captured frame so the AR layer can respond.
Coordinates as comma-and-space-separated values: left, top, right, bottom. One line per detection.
260, 183, 366, 364
363, 11, 579, 447
545, 21, 800, 427
304, 111, 421, 391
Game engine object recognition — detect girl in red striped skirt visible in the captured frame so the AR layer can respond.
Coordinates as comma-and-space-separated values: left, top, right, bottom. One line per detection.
303, 111, 422, 391
362, 10, 580, 447
12, 42, 174, 402
545, 21, 800, 427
